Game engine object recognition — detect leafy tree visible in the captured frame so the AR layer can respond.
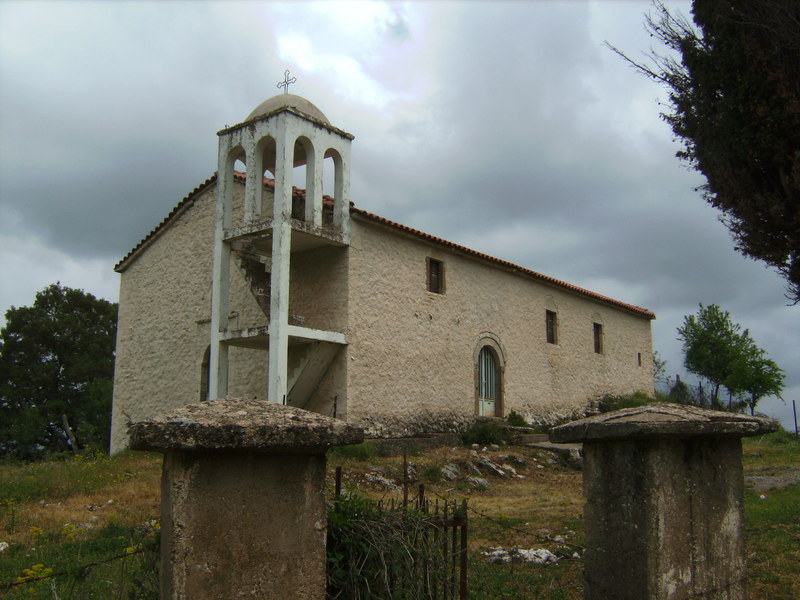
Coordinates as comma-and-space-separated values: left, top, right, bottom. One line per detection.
668, 374, 706, 408
609, 0, 800, 302
677, 304, 745, 408
0, 284, 117, 459
676, 303, 784, 413
725, 341, 784, 415
652, 351, 668, 387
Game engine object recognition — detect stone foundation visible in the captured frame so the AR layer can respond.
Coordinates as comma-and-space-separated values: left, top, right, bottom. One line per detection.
355, 410, 478, 439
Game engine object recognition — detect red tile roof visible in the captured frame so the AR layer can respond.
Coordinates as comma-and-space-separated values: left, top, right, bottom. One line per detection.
115, 173, 655, 319
114, 172, 308, 273
350, 208, 654, 318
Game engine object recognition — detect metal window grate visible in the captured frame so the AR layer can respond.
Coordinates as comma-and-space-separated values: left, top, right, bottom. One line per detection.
546, 310, 557, 344
478, 346, 497, 399
428, 259, 442, 294
593, 322, 603, 354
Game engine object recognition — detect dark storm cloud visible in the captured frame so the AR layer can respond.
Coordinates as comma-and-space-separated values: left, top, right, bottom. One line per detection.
345, 3, 655, 250
340, 0, 765, 329
1, 0, 796, 428
0, 2, 286, 261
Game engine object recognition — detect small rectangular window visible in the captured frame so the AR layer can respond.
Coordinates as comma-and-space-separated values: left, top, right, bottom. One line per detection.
545, 310, 557, 344
593, 323, 604, 354
427, 258, 444, 294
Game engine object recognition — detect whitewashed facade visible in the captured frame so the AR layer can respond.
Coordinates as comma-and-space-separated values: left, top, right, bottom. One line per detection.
110, 95, 654, 453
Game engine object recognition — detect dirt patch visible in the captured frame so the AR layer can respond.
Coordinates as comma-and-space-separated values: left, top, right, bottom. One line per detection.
745, 467, 800, 491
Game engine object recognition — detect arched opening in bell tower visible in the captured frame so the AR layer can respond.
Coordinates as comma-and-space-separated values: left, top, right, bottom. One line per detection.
291, 136, 314, 222
322, 148, 345, 227
219, 146, 247, 228
255, 136, 277, 220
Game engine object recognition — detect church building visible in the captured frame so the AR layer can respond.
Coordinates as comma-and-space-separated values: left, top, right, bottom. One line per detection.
110, 90, 655, 453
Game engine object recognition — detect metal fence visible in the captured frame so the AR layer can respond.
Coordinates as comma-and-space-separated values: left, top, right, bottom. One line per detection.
328, 464, 468, 600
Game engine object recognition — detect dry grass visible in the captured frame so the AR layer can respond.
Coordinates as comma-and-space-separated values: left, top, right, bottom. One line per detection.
328, 435, 798, 600
328, 443, 586, 600
2, 433, 797, 600
1, 451, 161, 548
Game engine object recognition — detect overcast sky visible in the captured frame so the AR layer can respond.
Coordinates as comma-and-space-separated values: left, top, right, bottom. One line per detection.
0, 0, 796, 430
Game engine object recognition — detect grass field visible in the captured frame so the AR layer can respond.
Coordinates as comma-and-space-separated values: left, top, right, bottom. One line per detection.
1, 430, 797, 599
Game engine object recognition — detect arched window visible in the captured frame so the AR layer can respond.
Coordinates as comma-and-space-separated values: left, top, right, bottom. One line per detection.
474, 335, 505, 417
254, 136, 276, 220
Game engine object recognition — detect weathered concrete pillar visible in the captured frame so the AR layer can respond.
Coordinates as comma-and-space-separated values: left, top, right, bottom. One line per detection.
549, 403, 777, 600
129, 398, 363, 600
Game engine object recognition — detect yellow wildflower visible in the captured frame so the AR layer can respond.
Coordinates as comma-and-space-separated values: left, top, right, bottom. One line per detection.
60, 524, 76, 540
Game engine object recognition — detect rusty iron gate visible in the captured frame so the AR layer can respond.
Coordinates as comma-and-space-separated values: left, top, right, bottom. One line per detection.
329, 461, 468, 600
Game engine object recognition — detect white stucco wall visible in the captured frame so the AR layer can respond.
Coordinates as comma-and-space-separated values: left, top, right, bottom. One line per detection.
110, 184, 268, 453
344, 218, 654, 436
286, 244, 350, 417
111, 180, 654, 451
290, 245, 348, 332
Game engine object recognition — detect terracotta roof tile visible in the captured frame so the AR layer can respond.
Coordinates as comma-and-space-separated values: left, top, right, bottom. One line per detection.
350, 208, 655, 319
115, 174, 655, 319
114, 172, 314, 272
114, 174, 218, 272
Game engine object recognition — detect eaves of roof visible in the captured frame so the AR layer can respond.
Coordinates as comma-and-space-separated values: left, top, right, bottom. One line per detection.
114, 174, 219, 273
115, 174, 655, 320
115, 172, 293, 273
218, 105, 354, 141
350, 208, 655, 320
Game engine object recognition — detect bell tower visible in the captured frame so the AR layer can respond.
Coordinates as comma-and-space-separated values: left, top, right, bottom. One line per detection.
208, 78, 354, 405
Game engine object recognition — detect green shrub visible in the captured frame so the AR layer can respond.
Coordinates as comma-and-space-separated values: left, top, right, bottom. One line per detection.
462, 421, 509, 446
760, 427, 799, 446
328, 443, 377, 461
597, 392, 654, 413
752, 427, 800, 454
327, 493, 461, 599
422, 466, 442, 482
506, 411, 528, 427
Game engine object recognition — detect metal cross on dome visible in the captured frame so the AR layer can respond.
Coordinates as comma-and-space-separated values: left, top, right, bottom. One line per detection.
277, 70, 297, 95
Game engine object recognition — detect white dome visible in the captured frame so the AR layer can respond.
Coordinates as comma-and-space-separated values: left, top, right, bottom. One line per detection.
245, 94, 329, 124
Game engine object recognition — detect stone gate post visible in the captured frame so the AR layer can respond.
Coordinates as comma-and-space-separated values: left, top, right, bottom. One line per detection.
549, 403, 777, 600
129, 398, 363, 600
